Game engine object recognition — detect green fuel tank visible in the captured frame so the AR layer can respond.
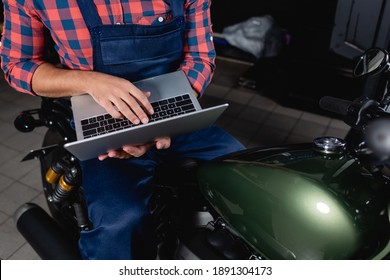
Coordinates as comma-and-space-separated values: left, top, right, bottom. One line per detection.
197, 138, 390, 259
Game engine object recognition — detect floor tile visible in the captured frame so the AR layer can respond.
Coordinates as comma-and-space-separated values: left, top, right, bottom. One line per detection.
285, 133, 316, 145
11, 94, 41, 108
324, 127, 349, 139
0, 154, 40, 181
8, 242, 40, 260
0, 121, 18, 142
236, 106, 270, 125
249, 94, 278, 111
0, 101, 24, 123
0, 173, 13, 192
0, 182, 40, 216
3, 131, 43, 153
18, 164, 43, 191
301, 111, 332, 126
329, 118, 350, 130
0, 218, 26, 260
264, 112, 300, 132
248, 125, 290, 148
224, 88, 255, 105
273, 104, 303, 118
204, 83, 230, 99
0, 144, 19, 168
293, 119, 329, 139
0, 210, 8, 225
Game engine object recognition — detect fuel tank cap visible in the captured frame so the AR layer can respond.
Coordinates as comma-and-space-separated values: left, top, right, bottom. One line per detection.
313, 137, 346, 155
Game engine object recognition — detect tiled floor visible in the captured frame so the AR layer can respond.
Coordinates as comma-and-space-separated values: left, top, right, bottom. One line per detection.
0, 57, 350, 260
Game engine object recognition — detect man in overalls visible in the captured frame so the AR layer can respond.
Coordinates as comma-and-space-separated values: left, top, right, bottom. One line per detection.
0, 0, 245, 259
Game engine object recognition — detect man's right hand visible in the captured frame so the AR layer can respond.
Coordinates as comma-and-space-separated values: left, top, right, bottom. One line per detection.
85, 71, 154, 125
31, 63, 154, 125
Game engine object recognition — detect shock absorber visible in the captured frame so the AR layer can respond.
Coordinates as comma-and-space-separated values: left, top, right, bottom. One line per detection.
45, 155, 92, 231
51, 167, 80, 203
45, 158, 66, 185
45, 157, 80, 203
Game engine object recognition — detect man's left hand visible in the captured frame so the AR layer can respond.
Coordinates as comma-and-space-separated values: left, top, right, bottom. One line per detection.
98, 136, 171, 160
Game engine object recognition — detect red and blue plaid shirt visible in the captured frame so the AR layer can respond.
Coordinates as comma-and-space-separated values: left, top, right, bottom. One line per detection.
0, 0, 216, 96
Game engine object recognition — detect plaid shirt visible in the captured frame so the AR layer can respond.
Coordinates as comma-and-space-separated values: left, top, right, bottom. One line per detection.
0, 0, 216, 96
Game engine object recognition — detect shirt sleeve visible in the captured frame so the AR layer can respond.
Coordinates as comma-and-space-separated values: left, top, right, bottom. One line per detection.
180, 0, 216, 98
0, 0, 47, 95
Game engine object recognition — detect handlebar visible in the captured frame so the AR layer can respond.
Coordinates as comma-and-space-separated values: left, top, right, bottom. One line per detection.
319, 96, 353, 116
320, 95, 383, 130
319, 95, 390, 159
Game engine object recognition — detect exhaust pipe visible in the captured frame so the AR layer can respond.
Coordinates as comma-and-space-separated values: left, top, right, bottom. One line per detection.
13, 203, 81, 260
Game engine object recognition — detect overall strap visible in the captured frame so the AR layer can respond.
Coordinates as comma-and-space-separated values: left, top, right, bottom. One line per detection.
76, 0, 103, 28
170, 0, 185, 18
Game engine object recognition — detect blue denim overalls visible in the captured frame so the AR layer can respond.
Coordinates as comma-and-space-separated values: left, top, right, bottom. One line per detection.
77, 0, 185, 81
76, 0, 245, 259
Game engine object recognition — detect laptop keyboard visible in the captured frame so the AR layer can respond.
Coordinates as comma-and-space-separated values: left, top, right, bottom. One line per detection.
80, 93, 196, 138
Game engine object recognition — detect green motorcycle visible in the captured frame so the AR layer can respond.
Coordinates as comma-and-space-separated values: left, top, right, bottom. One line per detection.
13, 48, 390, 260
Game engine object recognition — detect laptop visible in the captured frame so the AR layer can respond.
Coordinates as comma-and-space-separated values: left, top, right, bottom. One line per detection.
64, 71, 229, 161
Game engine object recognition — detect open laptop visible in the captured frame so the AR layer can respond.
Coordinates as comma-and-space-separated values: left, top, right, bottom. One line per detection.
64, 71, 229, 160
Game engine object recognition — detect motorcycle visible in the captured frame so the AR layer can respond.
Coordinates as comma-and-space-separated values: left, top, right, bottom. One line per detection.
12, 48, 390, 260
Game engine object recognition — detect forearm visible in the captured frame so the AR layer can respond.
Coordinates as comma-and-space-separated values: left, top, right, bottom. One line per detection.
31, 63, 93, 98
181, 0, 216, 97
32, 63, 154, 124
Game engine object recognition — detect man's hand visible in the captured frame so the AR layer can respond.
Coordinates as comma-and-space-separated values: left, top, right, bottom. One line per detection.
85, 71, 154, 125
32, 64, 154, 125
98, 136, 171, 161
